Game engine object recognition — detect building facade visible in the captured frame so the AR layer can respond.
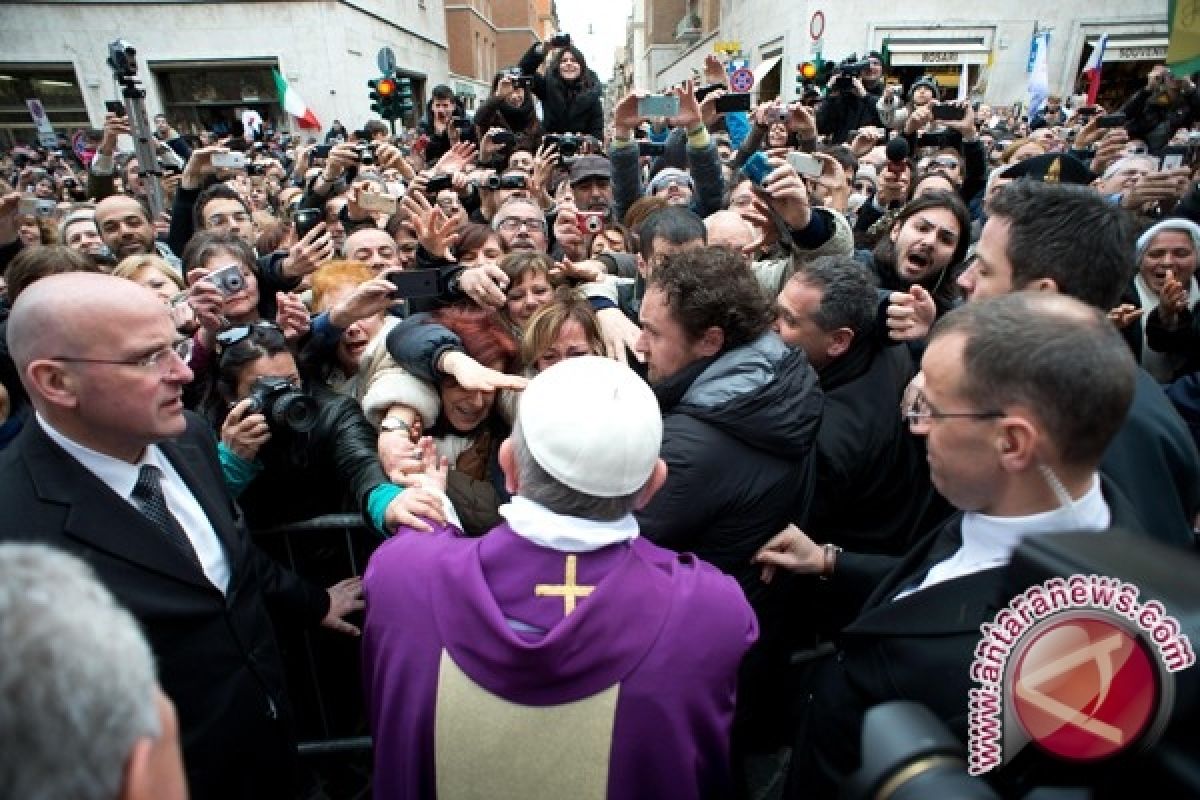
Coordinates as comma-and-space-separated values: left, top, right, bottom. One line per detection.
444, 0, 556, 110
623, 1, 1167, 112
445, 0, 498, 109
0, 0, 450, 146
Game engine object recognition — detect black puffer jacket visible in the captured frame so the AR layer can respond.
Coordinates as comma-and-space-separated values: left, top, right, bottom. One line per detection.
518, 44, 604, 140
637, 333, 823, 607
807, 336, 949, 555
234, 382, 389, 531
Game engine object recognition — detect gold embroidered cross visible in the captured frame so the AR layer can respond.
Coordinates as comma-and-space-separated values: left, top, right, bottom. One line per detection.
534, 554, 594, 615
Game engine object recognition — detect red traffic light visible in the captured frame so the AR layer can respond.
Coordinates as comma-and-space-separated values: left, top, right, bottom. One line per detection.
799, 62, 818, 80
377, 77, 397, 96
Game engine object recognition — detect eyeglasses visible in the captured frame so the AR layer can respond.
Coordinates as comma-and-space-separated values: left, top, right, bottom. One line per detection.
51, 338, 193, 372
496, 216, 547, 233
206, 211, 253, 227
216, 321, 285, 350
929, 158, 961, 170
902, 390, 1004, 428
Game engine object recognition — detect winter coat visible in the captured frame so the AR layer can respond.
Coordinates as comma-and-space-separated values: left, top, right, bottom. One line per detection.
636, 332, 823, 608
518, 44, 604, 140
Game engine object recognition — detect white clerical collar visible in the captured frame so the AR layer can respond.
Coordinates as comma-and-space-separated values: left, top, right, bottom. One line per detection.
37, 412, 167, 502
897, 474, 1109, 600
499, 495, 639, 553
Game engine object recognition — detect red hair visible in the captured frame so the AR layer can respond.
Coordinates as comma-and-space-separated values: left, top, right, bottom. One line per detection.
432, 305, 519, 374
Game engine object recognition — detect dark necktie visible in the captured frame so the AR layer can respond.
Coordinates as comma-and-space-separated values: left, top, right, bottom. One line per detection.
132, 464, 203, 573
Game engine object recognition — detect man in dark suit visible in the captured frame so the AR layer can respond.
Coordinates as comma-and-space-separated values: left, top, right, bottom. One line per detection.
0, 273, 367, 799
756, 293, 1142, 797
956, 180, 1200, 547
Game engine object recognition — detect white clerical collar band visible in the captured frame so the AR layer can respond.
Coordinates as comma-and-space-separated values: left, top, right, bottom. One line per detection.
499, 496, 639, 553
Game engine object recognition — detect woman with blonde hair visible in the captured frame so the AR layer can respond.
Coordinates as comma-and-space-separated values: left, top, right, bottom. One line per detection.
112, 253, 186, 303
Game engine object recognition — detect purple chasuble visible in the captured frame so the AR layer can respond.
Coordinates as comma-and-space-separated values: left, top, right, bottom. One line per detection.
362, 521, 757, 799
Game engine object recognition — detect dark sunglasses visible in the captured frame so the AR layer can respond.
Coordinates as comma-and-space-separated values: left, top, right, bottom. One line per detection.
216, 320, 285, 350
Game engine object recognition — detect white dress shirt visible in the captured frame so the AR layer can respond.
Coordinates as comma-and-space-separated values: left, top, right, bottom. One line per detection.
895, 474, 1109, 601
38, 414, 231, 593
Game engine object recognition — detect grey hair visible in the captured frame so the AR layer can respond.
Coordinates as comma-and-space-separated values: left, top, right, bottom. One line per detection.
0, 544, 160, 800
510, 420, 642, 521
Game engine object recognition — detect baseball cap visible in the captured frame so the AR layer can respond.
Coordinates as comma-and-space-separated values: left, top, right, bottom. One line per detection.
569, 155, 612, 185
518, 356, 662, 497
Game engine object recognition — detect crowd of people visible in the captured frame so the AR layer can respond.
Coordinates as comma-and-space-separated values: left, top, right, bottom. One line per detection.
1, 30, 1199, 800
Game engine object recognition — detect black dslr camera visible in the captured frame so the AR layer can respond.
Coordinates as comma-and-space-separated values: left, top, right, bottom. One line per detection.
543, 133, 582, 158
247, 377, 318, 434
503, 68, 534, 90
484, 173, 528, 190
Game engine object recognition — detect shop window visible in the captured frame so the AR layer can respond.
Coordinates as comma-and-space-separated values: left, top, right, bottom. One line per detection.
0, 65, 88, 147
153, 63, 283, 137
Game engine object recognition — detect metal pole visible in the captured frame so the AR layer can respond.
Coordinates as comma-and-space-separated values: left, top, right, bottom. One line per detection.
108, 41, 165, 219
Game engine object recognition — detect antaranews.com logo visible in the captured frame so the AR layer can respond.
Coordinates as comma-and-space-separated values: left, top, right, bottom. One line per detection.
968, 574, 1195, 775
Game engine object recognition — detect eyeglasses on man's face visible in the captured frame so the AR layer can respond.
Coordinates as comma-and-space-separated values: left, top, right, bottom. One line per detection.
496, 216, 547, 233
902, 389, 1004, 428
51, 338, 194, 372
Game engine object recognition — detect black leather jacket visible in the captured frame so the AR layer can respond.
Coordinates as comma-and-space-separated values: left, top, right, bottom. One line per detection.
235, 382, 389, 531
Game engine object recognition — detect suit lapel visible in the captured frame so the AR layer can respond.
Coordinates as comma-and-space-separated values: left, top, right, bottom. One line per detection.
845, 515, 1005, 636
160, 434, 245, 583
21, 423, 216, 591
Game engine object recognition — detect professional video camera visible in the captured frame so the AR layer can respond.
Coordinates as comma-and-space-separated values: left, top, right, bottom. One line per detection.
105, 39, 166, 218
832, 55, 873, 91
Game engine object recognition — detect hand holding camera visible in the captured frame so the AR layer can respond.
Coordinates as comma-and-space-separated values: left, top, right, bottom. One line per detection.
553, 199, 586, 261
749, 156, 812, 231
905, 105, 934, 135
612, 92, 646, 138
221, 397, 272, 462
99, 111, 132, 157
328, 277, 398, 329
320, 142, 361, 184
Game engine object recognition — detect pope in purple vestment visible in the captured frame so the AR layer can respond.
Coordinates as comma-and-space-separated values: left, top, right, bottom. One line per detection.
362, 357, 758, 799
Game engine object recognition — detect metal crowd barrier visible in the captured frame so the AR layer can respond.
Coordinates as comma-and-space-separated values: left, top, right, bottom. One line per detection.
253, 513, 378, 761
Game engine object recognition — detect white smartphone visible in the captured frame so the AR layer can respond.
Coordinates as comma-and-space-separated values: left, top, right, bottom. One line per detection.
787, 151, 824, 179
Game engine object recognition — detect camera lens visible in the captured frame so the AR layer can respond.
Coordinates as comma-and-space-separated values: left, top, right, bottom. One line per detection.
267, 390, 318, 434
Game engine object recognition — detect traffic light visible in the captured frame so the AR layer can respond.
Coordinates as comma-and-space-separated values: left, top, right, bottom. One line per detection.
394, 76, 414, 116
368, 76, 398, 117
797, 62, 818, 83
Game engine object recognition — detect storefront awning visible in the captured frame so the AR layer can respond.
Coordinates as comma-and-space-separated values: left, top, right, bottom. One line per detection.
753, 55, 782, 86
1088, 36, 1168, 62
886, 43, 991, 67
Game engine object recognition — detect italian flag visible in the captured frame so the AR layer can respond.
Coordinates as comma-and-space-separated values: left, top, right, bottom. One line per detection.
273, 69, 321, 130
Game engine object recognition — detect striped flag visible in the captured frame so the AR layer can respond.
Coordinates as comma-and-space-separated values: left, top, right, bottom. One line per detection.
1082, 34, 1108, 105
273, 69, 321, 130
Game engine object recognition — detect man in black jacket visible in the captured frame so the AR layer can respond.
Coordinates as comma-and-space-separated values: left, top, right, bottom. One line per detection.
634, 245, 823, 766
773, 256, 944, 557
957, 181, 1200, 547
759, 292, 1144, 797
0, 273, 365, 799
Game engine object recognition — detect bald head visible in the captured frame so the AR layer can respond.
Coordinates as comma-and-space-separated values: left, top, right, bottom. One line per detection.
9, 272, 165, 373
704, 211, 756, 256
